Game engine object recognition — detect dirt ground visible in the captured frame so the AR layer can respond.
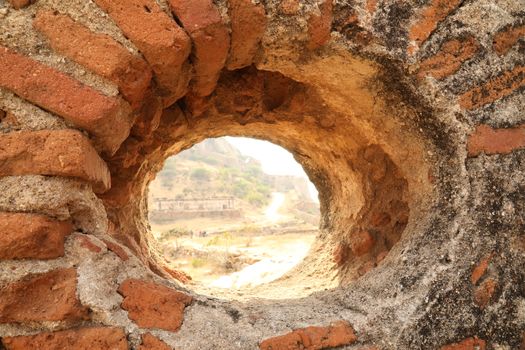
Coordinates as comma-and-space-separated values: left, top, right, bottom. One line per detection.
156, 231, 316, 290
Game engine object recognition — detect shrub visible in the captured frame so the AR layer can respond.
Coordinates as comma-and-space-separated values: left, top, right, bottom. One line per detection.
191, 258, 207, 268
190, 168, 211, 181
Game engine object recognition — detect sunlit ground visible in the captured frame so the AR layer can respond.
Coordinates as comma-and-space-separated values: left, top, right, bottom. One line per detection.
155, 230, 316, 289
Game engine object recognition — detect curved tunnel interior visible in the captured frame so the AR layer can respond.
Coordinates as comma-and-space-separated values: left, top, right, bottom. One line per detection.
99, 65, 434, 299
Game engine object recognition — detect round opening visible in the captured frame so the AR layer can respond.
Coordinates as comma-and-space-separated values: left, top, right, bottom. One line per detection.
148, 137, 320, 293
102, 67, 432, 300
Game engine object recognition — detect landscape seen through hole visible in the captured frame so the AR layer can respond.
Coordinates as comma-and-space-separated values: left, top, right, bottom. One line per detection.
148, 137, 320, 289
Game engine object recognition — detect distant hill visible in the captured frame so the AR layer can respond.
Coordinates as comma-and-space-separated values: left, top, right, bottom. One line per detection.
148, 138, 315, 209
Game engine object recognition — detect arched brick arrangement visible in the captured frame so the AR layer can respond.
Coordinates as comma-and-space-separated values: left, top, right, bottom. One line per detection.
0, 0, 524, 349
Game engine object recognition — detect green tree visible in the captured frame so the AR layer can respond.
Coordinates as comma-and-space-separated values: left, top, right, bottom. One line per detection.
190, 168, 211, 181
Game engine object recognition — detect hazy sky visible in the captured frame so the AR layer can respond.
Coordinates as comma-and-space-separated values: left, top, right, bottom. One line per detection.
225, 137, 306, 177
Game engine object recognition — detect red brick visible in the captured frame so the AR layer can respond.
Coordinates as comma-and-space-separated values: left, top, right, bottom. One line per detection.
474, 277, 498, 309
459, 65, 525, 110
118, 279, 192, 332
493, 24, 525, 55
0, 129, 111, 193
226, 0, 267, 70
418, 36, 479, 80
2, 327, 128, 350
259, 321, 357, 350
440, 337, 486, 350
0, 46, 132, 155
467, 124, 525, 156
350, 230, 375, 256
34, 10, 152, 110
471, 254, 492, 285
169, 0, 230, 97
139, 333, 171, 350
0, 268, 89, 323
408, 0, 462, 53
102, 239, 129, 261
307, 0, 333, 50
77, 235, 103, 253
94, 0, 191, 106
8, 0, 31, 10
0, 212, 72, 260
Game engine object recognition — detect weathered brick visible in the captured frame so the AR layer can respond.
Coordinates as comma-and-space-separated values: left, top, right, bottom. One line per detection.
0, 268, 89, 323
474, 277, 498, 309
493, 24, 525, 55
118, 279, 192, 332
350, 230, 375, 256
408, 0, 462, 52
440, 337, 486, 350
259, 321, 357, 350
34, 10, 152, 109
226, 0, 267, 70
102, 238, 129, 261
169, 0, 230, 97
77, 235, 103, 253
8, 0, 31, 10
0, 129, 111, 193
94, 0, 191, 106
471, 254, 492, 285
467, 124, 525, 156
307, 0, 333, 50
0, 46, 132, 155
0, 212, 72, 260
1, 327, 128, 350
459, 65, 525, 110
139, 333, 171, 350
417, 36, 479, 80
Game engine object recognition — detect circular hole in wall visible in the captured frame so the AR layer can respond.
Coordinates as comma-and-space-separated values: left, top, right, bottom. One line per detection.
103, 68, 431, 300
148, 136, 320, 292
